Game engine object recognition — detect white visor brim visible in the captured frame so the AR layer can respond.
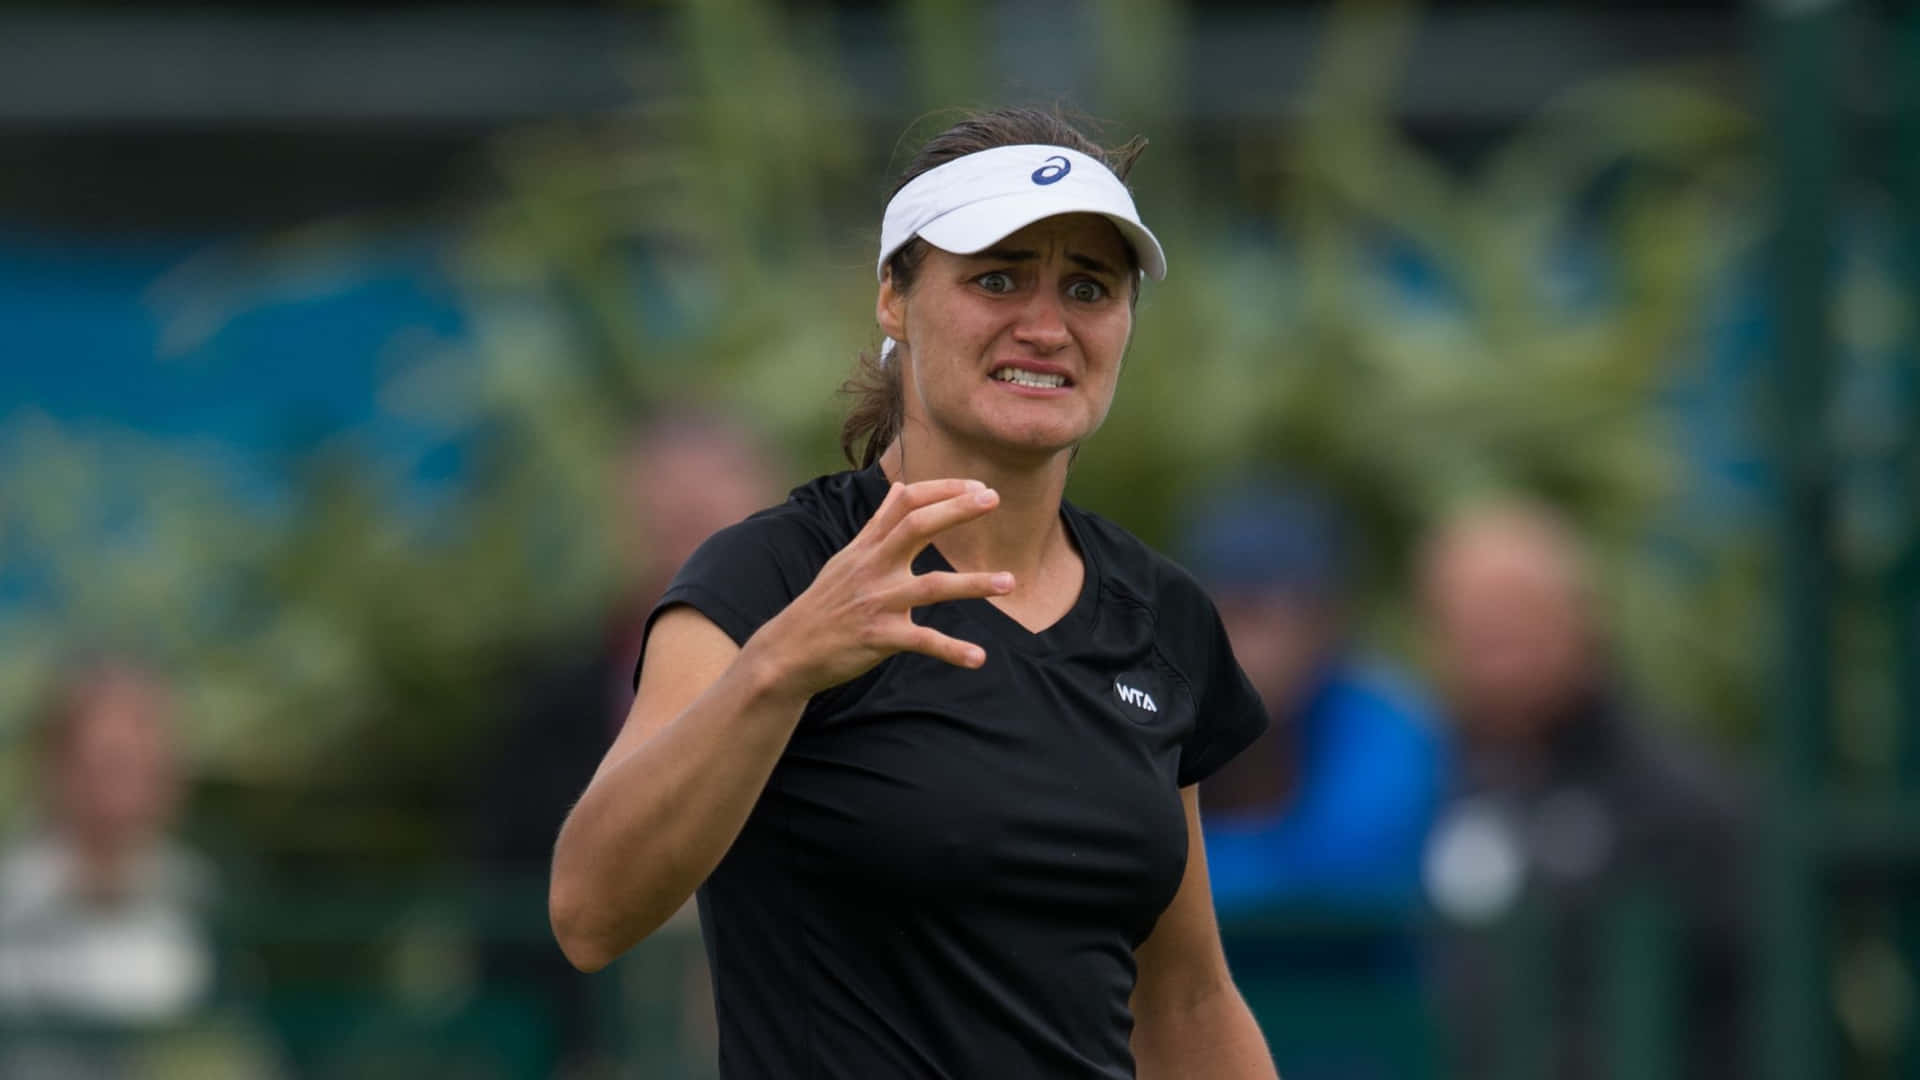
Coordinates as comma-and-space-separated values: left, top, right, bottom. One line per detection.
876, 144, 1166, 283
914, 194, 1166, 282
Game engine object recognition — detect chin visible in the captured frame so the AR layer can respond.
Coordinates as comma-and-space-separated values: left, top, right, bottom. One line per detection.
990, 400, 1103, 445
987, 418, 1091, 459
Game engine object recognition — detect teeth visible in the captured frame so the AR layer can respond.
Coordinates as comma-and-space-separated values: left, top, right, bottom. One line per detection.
992, 368, 1066, 389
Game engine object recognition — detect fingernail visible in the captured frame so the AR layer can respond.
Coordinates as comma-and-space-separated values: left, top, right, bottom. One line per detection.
992, 572, 1014, 591
971, 648, 987, 666
965, 479, 986, 492
975, 489, 997, 506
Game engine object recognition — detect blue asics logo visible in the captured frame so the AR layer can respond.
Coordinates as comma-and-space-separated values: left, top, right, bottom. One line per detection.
1031, 156, 1071, 185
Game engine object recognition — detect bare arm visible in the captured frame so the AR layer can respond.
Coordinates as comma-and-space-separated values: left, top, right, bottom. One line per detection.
548, 478, 1013, 972
1131, 787, 1279, 1080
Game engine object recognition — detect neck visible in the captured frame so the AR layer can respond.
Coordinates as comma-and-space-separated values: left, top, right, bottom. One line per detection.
61, 828, 146, 901
878, 431, 1071, 582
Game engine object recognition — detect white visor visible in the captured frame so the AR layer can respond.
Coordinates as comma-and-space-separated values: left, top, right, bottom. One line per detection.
876, 144, 1166, 283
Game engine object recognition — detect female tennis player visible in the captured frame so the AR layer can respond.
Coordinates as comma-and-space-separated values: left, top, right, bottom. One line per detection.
550, 107, 1279, 1078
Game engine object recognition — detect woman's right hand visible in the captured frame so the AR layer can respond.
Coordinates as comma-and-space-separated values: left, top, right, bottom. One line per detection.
551, 477, 1011, 970
749, 477, 1013, 700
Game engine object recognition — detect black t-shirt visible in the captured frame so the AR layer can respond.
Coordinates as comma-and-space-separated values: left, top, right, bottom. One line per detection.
639, 465, 1267, 1079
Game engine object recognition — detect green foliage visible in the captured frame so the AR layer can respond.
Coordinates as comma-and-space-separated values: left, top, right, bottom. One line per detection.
1, 0, 1771, 856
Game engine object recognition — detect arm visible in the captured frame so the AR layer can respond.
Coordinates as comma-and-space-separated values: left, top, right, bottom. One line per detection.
548, 478, 1014, 972
1131, 786, 1279, 1080
547, 607, 803, 971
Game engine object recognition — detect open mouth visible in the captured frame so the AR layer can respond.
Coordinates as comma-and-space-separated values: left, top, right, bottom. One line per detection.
990, 367, 1070, 390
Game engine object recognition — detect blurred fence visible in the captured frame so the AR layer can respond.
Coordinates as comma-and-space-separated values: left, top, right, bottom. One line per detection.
2, 878, 1713, 1080
1758, 2, 1920, 1079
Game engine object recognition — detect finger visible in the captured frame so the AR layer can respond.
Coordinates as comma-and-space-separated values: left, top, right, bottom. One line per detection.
898, 570, 1015, 608
879, 487, 1002, 560
856, 480, 908, 543
861, 477, 984, 541
894, 625, 988, 670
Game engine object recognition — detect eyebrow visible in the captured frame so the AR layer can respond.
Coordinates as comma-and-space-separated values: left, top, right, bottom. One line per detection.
975, 247, 1121, 276
1067, 253, 1119, 276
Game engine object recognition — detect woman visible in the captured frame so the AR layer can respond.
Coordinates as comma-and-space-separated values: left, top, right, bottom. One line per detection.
550, 107, 1278, 1078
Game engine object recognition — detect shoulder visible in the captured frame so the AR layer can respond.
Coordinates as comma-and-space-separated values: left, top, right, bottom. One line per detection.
0, 833, 61, 922
1071, 504, 1271, 782
1067, 503, 1216, 625
1616, 709, 1749, 831
1068, 503, 1233, 687
150, 843, 220, 909
684, 467, 880, 571
1322, 660, 1445, 743
648, 468, 880, 659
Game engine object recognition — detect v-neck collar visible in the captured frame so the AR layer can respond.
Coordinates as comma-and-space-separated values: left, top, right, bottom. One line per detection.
854, 464, 1101, 656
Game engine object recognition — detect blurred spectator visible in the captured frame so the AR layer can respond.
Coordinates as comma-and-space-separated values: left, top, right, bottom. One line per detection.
1417, 501, 1748, 1080
0, 659, 216, 1075
1181, 484, 1445, 1079
469, 409, 779, 1075
474, 409, 780, 873
1182, 483, 1444, 912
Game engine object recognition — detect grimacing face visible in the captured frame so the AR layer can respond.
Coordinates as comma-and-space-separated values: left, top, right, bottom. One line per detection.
878, 213, 1136, 464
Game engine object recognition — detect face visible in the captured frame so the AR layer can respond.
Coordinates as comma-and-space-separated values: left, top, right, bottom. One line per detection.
878, 213, 1136, 462
53, 669, 180, 855
622, 430, 776, 589
1218, 589, 1335, 717
1420, 518, 1594, 741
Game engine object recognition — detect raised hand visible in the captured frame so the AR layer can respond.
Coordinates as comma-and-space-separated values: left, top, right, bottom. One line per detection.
752, 478, 1013, 699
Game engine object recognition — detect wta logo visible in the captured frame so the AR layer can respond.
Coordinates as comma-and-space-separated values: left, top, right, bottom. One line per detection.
1114, 679, 1158, 714
1031, 156, 1071, 185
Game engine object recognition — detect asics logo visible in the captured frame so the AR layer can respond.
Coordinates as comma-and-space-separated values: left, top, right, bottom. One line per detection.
1031, 156, 1071, 185
1115, 681, 1158, 713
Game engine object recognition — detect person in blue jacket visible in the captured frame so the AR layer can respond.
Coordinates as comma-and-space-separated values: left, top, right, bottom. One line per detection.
1181, 483, 1445, 913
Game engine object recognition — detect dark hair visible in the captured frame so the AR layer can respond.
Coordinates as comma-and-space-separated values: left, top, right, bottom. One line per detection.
838, 107, 1149, 468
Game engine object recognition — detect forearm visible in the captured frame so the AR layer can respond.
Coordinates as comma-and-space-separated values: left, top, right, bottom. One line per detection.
549, 641, 807, 970
1134, 982, 1278, 1080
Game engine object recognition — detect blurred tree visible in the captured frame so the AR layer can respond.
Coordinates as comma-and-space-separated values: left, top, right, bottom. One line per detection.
0, 0, 1775, 864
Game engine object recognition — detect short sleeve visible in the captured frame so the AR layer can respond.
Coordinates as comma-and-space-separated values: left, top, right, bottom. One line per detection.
1173, 597, 1269, 788
633, 509, 837, 688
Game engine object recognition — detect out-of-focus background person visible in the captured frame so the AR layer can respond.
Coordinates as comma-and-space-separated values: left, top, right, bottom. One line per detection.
1, 0, 1914, 1075
469, 410, 781, 902
0, 660, 216, 1075
1182, 480, 1443, 907
1185, 483, 1443, 911
1418, 502, 1749, 1080
467, 411, 779, 1077
0, 662, 209, 1019
1182, 483, 1445, 1079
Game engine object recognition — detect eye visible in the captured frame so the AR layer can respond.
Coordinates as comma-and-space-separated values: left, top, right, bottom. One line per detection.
1067, 279, 1108, 303
976, 271, 1016, 294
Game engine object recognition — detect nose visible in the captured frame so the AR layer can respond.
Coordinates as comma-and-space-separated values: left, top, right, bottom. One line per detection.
1010, 288, 1071, 353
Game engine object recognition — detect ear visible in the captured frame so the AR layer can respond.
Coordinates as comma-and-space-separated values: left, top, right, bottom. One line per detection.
876, 267, 908, 345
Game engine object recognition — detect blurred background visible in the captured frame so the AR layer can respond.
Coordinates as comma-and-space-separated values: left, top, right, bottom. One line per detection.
0, 0, 1914, 1076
